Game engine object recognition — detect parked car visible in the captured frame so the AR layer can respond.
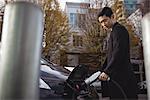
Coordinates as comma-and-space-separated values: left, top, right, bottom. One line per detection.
39, 58, 70, 100
39, 61, 100, 100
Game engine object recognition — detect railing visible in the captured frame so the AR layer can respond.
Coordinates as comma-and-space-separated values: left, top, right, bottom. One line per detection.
131, 59, 144, 82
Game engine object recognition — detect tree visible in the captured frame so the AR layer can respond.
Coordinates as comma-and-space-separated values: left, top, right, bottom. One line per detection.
42, 0, 71, 63
1, 0, 70, 64
77, 3, 107, 67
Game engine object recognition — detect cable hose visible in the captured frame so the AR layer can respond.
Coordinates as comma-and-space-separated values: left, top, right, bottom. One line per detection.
84, 71, 128, 99
65, 81, 79, 93
66, 79, 128, 100
110, 79, 128, 100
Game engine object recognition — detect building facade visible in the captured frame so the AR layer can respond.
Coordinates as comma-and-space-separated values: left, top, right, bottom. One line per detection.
137, 0, 150, 16
64, 1, 106, 68
65, 2, 89, 67
123, 0, 138, 16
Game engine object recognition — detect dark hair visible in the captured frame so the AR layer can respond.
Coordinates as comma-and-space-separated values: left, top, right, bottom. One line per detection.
98, 7, 113, 18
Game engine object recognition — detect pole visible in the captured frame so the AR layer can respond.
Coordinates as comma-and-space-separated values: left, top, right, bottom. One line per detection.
0, 1, 43, 100
142, 13, 150, 99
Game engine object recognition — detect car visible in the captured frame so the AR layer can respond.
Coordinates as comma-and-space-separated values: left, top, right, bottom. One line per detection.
39, 61, 100, 100
0, 49, 101, 100
39, 58, 70, 100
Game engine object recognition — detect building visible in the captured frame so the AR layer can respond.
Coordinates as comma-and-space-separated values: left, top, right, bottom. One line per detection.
123, 0, 138, 16
64, 1, 107, 69
64, 2, 90, 67
137, 0, 150, 16
89, 0, 115, 8
64, 0, 125, 67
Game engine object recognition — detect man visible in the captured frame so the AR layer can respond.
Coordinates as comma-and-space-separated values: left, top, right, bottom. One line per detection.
98, 7, 138, 99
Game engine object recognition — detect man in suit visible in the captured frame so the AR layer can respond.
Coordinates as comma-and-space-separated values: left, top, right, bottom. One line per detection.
98, 7, 138, 100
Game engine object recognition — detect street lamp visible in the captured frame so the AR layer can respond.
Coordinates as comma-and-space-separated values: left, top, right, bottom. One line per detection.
0, 1, 43, 100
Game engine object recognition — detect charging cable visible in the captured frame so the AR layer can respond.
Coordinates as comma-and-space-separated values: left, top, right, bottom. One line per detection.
84, 71, 127, 100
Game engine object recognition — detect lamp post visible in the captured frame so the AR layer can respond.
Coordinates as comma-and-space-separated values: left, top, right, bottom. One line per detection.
0, 1, 43, 100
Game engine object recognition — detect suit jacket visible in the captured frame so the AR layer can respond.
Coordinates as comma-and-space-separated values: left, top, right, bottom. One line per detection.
100, 22, 138, 99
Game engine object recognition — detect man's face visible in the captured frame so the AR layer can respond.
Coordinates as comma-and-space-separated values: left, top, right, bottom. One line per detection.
98, 15, 113, 30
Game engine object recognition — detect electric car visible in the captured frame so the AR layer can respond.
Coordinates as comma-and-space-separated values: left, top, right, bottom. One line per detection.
39, 58, 70, 100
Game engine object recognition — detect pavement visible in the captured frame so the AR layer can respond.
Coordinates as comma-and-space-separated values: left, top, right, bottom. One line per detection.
98, 93, 148, 100
138, 94, 148, 100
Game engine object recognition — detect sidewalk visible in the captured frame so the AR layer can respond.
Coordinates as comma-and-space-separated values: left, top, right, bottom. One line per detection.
98, 93, 148, 100
138, 94, 148, 100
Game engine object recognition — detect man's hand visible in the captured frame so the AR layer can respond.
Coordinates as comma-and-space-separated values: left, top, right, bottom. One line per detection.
99, 72, 109, 81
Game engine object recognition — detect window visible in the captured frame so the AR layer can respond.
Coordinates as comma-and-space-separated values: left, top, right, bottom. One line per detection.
73, 35, 83, 47
133, 1, 137, 4
78, 14, 86, 28
70, 13, 77, 27
130, 4, 133, 8
124, 1, 128, 4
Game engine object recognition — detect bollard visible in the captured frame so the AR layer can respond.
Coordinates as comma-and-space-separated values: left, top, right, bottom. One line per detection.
0, 1, 43, 100
142, 13, 150, 99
